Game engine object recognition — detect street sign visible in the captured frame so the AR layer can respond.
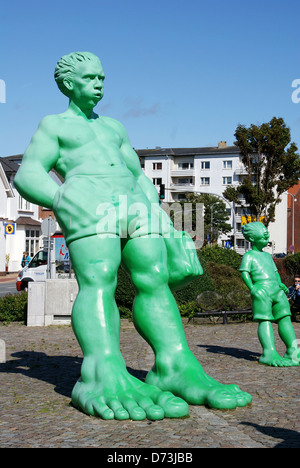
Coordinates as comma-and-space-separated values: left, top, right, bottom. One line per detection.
4, 223, 15, 235
41, 217, 56, 236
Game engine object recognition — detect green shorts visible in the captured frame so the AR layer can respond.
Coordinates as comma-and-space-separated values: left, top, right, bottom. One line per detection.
53, 170, 162, 245
251, 281, 291, 322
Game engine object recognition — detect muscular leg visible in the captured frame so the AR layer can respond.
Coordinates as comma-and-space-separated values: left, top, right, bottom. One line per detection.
68, 235, 188, 420
121, 236, 252, 409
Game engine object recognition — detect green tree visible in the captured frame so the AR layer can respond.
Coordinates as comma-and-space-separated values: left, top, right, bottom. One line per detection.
223, 117, 300, 225
182, 193, 231, 243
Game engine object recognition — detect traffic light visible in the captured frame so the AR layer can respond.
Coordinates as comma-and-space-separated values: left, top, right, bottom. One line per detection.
159, 183, 165, 200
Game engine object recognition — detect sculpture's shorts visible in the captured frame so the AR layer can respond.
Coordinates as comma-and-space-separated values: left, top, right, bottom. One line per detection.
251, 281, 292, 322
52, 171, 163, 245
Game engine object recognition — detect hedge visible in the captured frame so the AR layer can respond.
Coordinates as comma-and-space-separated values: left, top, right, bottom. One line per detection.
0, 292, 28, 324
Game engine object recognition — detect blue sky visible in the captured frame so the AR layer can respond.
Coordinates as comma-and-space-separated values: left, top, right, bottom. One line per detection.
0, 0, 299, 156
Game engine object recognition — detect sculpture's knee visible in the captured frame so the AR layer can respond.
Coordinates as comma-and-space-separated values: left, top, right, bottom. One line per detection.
132, 263, 169, 293
78, 260, 118, 289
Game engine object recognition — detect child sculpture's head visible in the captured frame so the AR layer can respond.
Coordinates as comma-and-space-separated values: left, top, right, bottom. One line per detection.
242, 222, 270, 250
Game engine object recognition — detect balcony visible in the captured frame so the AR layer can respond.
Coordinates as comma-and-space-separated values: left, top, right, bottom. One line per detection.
170, 169, 195, 177
170, 183, 195, 192
235, 168, 248, 176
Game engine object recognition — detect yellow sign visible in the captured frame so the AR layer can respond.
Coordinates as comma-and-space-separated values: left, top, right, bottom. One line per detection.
4, 223, 15, 235
241, 216, 266, 225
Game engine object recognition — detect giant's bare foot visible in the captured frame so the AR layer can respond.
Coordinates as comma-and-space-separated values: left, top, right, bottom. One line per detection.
71, 356, 189, 420
146, 351, 252, 410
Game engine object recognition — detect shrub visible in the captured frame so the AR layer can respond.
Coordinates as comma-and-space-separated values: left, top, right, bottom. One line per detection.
115, 265, 135, 314
284, 252, 300, 277
275, 257, 294, 287
0, 292, 28, 324
205, 261, 248, 308
199, 245, 242, 270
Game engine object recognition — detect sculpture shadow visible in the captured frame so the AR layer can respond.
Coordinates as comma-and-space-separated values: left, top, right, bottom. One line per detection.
0, 350, 148, 398
197, 344, 260, 362
241, 421, 300, 448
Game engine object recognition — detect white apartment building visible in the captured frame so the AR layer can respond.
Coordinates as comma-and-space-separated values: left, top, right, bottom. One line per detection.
137, 142, 287, 255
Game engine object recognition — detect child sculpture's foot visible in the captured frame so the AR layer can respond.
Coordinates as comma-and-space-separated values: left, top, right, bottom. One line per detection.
259, 350, 300, 367
284, 348, 300, 366
71, 357, 189, 420
146, 351, 252, 409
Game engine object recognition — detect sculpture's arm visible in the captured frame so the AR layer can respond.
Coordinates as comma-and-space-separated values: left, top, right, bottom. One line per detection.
240, 271, 254, 291
275, 271, 289, 294
14, 116, 61, 209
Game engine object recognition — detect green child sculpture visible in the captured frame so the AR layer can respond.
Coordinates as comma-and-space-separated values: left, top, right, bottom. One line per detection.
14, 51, 252, 420
240, 222, 300, 367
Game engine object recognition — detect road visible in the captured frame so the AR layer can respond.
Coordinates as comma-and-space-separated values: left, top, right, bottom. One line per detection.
0, 275, 20, 297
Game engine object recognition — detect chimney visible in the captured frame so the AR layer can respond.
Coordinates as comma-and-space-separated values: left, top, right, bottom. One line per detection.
218, 141, 227, 148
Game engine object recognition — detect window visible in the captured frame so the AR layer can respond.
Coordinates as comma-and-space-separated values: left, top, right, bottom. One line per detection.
18, 195, 31, 211
153, 162, 162, 170
152, 178, 162, 186
201, 161, 210, 170
25, 229, 40, 257
29, 250, 48, 268
223, 160, 232, 169
178, 162, 194, 170
200, 177, 210, 185
223, 176, 232, 185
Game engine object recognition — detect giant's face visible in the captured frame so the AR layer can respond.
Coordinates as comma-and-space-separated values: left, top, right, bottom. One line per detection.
67, 58, 105, 108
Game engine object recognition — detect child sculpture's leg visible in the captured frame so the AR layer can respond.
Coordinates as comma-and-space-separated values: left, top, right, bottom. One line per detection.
121, 236, 252, 409
69, 235, 189, 420
277, 316, 300, 365
257, 320, 300, 366
257, 320, 288, 366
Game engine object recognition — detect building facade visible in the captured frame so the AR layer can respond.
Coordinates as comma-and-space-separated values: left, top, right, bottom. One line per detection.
137, 142, 288, 256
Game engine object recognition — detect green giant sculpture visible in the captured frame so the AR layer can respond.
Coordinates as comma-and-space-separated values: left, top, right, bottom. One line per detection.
14, 52, 252, 420
240, 222, 300, 367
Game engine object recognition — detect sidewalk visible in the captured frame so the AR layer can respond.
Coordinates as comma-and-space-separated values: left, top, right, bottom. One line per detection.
0, 319, 299, 448
0, 273, 18, 283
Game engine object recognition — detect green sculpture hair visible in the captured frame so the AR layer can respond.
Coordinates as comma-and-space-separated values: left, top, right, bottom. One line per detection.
242, 221, 266, 241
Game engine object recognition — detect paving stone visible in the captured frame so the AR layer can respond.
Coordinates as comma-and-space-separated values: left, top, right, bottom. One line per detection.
0, 320, 299, 448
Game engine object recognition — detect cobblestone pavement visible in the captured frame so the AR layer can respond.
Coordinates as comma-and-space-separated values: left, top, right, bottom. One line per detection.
0, 319, 299, 448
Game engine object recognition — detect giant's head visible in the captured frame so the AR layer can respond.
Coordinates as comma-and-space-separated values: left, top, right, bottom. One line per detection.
54, 52, 103, 100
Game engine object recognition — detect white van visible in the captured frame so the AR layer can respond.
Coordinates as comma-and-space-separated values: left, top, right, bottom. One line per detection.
16, 236, 72, 291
